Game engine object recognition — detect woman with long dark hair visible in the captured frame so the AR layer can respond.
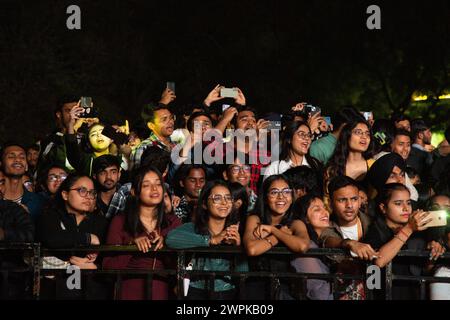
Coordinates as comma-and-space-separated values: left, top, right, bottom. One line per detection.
291, 194, 333, 300
364, 183, 445, 299
263, 121, 322, 179
326, 120, 374, 183
166, 180, 246, 300
36, 174, 108, 299
102, 166, 181, 300
243, 174, 310, 299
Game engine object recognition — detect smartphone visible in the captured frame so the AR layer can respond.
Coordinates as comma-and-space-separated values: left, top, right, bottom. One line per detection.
305, 104, 321, 116
324, 116, 332, 126
362, 111, 373, 121
423, 210, 448, 228
79, 97, 97, 118
166, 82, 175, 94
220, 87, 238, 99
222, 104, 231, 112
101, 125, 129, 146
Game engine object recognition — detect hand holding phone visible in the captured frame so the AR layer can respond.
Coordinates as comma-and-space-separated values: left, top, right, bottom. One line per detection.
80, 97, 95, 118
101, 125, 129, 146
166, 81, 175, 94
422, 210, 447, 228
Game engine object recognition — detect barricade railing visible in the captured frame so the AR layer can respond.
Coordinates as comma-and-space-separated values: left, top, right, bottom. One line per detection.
1, 243, 450, 300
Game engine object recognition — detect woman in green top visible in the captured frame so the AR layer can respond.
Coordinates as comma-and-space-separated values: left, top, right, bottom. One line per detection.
166, 180, 247, 300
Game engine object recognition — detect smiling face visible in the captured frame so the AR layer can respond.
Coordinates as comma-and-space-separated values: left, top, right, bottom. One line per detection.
391, 134, 411, 160
267, 179, 293, 216
332, 185, 360, 226
89, 124, 112, 152
291, 125, 312, 156
62, 177, 96, 214
380, 189, 412, 225
349, 123, 370, 153
139, 171, 164, 207
306, 198, 330, 234
207, 185, 233, 220
2, 145, 27, 178
224, 158, 251, 187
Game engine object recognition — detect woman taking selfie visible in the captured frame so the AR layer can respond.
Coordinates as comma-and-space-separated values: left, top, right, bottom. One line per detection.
364, 183, 445, 299
102, 166, 181, 300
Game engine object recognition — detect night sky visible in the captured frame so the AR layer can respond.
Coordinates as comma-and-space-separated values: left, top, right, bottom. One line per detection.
0, 0, 448, 144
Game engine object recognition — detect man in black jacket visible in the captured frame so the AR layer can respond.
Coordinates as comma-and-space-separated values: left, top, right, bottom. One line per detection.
0, 169, 35, 299
407, 119, 433, 182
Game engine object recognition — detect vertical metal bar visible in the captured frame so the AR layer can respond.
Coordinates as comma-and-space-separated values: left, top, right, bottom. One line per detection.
419, 279, 426, 300
114, 274, 122, 300
332, 276, 339, 300
32, 243, 41, 300
177, 251, 185, 300
270, 275, 276, 300
207, 274, 215, 300
238, 274, 246, 300
146, 272, 153, 300
385, 261, 393, 300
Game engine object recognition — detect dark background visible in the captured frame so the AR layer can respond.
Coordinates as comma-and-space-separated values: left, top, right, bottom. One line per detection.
0, 0, 448, 145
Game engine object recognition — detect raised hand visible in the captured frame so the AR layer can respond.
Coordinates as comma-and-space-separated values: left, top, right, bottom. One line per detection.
204, 84, 225, 107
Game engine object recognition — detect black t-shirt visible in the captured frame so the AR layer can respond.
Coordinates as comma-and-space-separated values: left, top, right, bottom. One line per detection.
364, 218, 426, 300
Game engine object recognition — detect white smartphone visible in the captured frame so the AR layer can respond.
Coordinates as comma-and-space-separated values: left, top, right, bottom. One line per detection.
423, 210, 447, 228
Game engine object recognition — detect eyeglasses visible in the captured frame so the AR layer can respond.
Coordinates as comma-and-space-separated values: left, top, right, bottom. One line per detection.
296, 131, 313, 140
229, 165, 251, 174
268, 188, 292, 198
70, 187, 97, 199
352, 129, 371, 138
208, 194, 233, 204
48, 174, 68, 182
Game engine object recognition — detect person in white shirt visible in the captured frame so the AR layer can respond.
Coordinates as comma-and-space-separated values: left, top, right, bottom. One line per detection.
263, 121, 321, 180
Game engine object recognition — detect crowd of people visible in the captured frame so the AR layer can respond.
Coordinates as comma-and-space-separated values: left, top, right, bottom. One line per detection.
1, 84, 450, 300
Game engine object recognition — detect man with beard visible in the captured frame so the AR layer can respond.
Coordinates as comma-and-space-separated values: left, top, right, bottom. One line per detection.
407, 119, 434, 182
92, 155, 130, 221
1, 143, 45, 221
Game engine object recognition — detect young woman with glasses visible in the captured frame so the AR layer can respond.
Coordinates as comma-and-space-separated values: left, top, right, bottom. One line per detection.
243, 174, 310, 299
102, 166, 181, 300
37, 165, 68, 201
36, 174, 108, 298
166, 180, 247, 300
263, 121, 322, 180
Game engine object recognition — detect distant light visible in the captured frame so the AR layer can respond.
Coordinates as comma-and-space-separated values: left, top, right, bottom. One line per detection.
413, 95, 428, 101
438, 94, 450, 100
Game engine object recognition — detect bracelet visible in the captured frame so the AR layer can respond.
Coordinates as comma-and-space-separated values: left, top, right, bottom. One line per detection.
398, 229, 411, 239
394, 235, 406, 244
264, 237, 273, 248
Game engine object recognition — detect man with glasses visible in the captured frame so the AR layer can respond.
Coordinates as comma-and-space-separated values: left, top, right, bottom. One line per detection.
174, 164, 206, 223
131, 100, 177, 170
1, 143, 45, 221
